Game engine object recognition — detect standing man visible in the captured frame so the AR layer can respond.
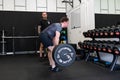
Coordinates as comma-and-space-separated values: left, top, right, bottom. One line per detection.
39, 17, 69, 72
38, 12, 51, 59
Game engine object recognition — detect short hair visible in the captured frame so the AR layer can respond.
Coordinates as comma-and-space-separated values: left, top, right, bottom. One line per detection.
42, 12, 47, 15
60, 17, 69, 23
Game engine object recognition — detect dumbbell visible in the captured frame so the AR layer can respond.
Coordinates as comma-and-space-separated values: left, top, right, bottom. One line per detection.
98, 27, 108, 37
83, 40, 90, 49
87, 42, 94, 50
85, 41, 93, 50
102, 41, 112, 52
97, 43, 102, 51
92, 40, 100, 51
99, 28, 104, 37
93, 40, 99, 51
107, 44, 114, 53
78, 42, 84, 49
107, 41, 117, 53
108, 27, 115, 37
97, 41, 106, 52
108, 26, 120, 37
91, 40, 101, 50
93, 43, 98, 51
83, 40, 92, 50
103, 27, 110, 37
83, 32, 89, 37
90, 29, 96, 38
94, 29, 100, 37
113, 45, 120, 55
92, 29, 97, 37
87, 30, 94, 37
88, 28, 97, 37
114, 26, 120, 37
82, 41, 88, 49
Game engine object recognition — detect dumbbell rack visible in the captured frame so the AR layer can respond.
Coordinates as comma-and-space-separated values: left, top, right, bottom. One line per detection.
0, 29, 39, 55
82, 27, 120, 71
84, 38, 119, 71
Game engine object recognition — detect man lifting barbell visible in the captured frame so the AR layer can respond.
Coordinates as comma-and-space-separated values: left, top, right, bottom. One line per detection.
39, 17, 69, 72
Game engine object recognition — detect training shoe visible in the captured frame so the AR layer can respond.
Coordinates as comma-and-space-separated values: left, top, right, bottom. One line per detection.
49, 66, 52, 70
39, 57, 44, 62
50, 66, 62, 72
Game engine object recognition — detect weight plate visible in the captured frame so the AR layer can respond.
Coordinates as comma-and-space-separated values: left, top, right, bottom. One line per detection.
53, 44, 76, 67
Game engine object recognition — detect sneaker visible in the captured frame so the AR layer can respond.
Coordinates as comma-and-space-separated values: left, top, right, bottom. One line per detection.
39, 57, 44, 62
44, 55, 48, 59
50, 66, 62, 72
48, 66, 52, 70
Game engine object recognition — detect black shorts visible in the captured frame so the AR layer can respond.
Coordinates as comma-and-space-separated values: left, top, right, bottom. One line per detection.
39, 33, 53, 48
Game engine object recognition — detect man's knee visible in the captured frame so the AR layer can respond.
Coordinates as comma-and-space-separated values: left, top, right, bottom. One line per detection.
48, 46, 54, 52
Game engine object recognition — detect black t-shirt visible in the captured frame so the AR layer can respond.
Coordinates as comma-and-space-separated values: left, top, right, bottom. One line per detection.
39, 19, 51, 31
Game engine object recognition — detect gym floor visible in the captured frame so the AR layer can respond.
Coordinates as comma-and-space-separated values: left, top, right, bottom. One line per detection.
0, 54, 120, 80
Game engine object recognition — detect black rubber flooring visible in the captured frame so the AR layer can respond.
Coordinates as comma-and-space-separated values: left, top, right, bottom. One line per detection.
0, 54, 120, 80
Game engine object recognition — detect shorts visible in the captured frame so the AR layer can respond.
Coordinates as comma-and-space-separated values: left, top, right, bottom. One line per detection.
39, 33, 53, 48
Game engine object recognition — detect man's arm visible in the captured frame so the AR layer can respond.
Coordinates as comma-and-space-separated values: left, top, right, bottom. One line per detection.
53, 31, 60, 46
38, 25, 41, 34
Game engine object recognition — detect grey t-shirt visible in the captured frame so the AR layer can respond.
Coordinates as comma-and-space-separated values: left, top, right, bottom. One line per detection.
42, 23, 62, 39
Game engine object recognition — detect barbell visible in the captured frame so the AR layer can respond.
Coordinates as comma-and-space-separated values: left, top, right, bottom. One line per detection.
52, 44, 76, 67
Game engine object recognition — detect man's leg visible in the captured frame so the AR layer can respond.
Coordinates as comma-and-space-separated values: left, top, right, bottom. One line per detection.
47, 46, 61, 72
47, 46, 56, 68
39, 43, 43, 58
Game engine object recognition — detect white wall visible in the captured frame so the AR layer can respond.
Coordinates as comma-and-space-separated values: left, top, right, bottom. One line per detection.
0, 0, 2, 10
94, 0, 120, 14
0, 0, 66, 12
3, 0, 14, 11
15, 0, 26, 11
66, 0, 95, 45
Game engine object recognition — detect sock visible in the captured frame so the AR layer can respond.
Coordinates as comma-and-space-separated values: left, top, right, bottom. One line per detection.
52, 65, 56, 68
